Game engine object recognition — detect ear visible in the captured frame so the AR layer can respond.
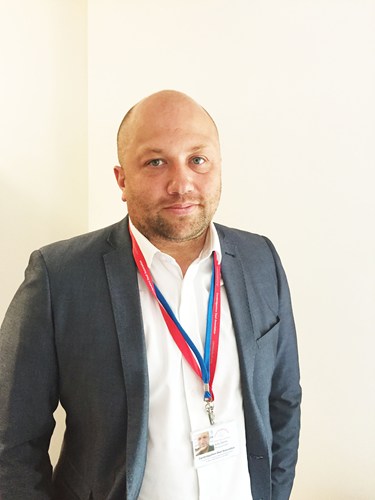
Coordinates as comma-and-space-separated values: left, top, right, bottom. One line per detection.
114, 166, 127, 202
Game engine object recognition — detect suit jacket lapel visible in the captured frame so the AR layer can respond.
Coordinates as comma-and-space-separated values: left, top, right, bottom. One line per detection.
103, 218, 148, 499
217, 226, 257, 401
217, 225, 271, 470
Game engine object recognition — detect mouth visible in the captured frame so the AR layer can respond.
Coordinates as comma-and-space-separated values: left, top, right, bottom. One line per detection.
163, 203, 200, 215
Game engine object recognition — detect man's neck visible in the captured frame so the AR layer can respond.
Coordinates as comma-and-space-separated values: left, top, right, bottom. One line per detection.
149, 231, 208, 276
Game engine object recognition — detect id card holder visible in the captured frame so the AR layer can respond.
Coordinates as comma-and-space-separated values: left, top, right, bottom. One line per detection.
191, 420, 239, 468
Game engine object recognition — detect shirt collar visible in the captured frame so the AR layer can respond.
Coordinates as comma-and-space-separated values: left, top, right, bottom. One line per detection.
129, 219, 222, 269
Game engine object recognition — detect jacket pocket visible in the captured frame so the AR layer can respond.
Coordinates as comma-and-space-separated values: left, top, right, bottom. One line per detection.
253, 320, 281, 398
256, 319, 280, 351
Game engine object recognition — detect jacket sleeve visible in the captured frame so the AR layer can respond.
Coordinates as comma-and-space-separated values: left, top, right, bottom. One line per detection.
263, 237, 302, 500
0, 250, 59, 499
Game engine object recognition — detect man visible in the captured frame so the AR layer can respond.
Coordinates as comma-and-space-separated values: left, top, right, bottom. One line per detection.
0, 90, 301, 500
195, 432, 214, 455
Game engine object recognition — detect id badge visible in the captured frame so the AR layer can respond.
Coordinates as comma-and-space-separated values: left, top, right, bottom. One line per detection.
191, 420, 239, 468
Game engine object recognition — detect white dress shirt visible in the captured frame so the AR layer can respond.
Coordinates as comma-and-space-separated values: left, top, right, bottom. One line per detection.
131, 221, 253, 500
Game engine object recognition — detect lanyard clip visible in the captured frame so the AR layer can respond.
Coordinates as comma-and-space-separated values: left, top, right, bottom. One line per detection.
204, 383, 215, 425
205, 400, 215, 426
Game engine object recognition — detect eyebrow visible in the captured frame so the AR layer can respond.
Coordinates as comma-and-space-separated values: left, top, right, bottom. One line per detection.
139, 144, 209, 156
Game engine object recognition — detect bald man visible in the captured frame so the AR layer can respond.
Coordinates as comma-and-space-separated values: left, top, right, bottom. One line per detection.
0, 91, 301, 500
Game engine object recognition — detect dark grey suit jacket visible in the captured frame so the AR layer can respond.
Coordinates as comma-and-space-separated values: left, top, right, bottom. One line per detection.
0, 217, 301, 500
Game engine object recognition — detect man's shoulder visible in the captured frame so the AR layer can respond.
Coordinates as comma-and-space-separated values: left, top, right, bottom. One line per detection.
37, 217, 129, 264
214, 222, 279, 267
214, 222, 270, 248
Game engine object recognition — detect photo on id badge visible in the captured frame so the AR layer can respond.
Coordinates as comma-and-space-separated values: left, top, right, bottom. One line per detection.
192, 421, 239, 468
195, 431, 215, 456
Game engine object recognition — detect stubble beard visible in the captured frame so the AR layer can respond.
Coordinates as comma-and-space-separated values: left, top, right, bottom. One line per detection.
128, 182, 222, 246
130, 193, 220, 245
136, 206, 211, 244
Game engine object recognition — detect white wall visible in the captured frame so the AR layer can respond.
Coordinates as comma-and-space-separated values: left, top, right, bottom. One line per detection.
88, 1, 375, 499
1, 1, 374, 498
0, 1, 88, 465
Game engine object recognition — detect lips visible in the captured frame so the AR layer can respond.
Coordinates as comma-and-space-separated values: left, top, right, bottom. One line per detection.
163, 203, 199, 215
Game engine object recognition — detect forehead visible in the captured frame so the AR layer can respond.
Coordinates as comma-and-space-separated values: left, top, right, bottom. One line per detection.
127, 99, 219, 148
131, 129, 218, 158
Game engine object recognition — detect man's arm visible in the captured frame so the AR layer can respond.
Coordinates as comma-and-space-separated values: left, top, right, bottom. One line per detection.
264, 237, 302, 500
0, 251, 59, 499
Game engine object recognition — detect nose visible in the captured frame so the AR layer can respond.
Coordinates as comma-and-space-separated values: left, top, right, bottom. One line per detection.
166, 162, 194, 196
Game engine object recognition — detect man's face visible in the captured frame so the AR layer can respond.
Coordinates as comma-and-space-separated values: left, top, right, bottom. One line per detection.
198, 432, 210, 448
115, 94, 222, 246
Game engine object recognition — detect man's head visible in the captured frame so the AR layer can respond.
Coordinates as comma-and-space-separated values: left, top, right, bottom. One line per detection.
197, 431, 210, 449
114, 90, 222, 248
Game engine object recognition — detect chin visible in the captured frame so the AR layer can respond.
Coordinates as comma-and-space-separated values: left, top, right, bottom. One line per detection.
151, 219, 207, 242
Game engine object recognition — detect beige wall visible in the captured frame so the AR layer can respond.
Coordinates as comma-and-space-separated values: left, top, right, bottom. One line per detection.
2, 1, 375, 498
88, 3, 375, 496
0, 1, 88, 465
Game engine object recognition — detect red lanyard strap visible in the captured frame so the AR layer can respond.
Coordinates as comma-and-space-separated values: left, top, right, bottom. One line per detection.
129, 226, 221, 401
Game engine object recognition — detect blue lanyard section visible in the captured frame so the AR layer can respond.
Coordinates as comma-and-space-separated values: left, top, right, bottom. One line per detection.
153, 258, 215, 398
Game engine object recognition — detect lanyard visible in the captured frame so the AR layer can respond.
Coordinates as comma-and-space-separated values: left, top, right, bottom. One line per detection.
129, 226, 221, 424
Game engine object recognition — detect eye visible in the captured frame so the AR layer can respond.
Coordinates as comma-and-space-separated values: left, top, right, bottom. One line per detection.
147, 159, 165, 167
191, 156, 206, 165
